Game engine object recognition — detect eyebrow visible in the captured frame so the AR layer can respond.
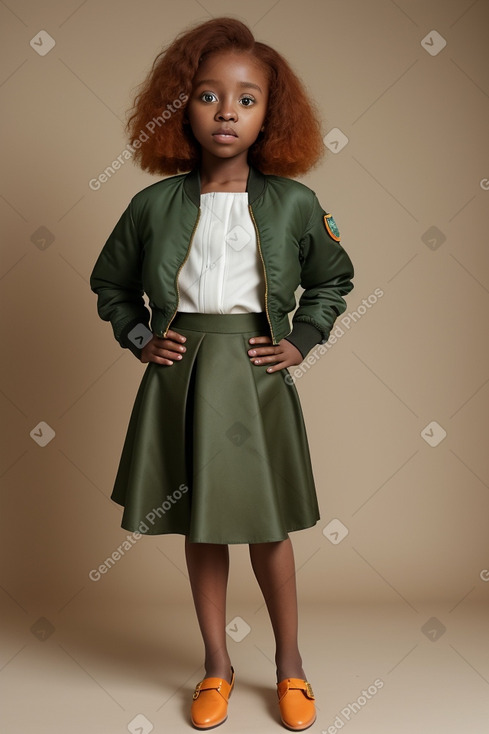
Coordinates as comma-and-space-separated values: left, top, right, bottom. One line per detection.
194, 79, 263, 93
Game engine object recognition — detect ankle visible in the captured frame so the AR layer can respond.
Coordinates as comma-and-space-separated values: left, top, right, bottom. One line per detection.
275, 653, 305, 683
204, 656, 233, 682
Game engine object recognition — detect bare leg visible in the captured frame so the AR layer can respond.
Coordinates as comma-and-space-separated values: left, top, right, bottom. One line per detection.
184, 538, 233, 682
249, 537, 306, 683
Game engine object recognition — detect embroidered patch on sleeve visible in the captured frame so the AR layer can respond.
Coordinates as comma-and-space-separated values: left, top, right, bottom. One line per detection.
324, 213, 341, 242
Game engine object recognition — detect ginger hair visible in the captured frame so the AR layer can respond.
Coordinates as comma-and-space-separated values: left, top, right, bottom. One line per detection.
125, 17, 325, 177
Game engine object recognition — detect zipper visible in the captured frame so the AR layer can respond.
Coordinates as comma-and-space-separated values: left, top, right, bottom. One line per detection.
163, 208, 201, 336
248, 204, 275, 344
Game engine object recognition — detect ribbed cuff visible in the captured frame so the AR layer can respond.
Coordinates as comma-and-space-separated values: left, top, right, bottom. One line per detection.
284, 321, 322, 360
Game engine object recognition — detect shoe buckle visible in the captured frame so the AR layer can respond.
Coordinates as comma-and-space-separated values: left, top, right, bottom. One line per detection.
305, 682, 315, 699
192, 679, 222, 700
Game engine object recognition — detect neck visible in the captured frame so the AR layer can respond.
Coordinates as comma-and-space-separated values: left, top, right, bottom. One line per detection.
199, 154, 250, 193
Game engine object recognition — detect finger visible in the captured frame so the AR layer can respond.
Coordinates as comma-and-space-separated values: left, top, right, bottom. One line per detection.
144, 343, 185, 363
153, 346, 185, 360
249, 354, 275, 364
141, 349, 175, 366
264, 358, 291, 373
250, 351, 286, 366
249, 355, 290, 372
248, 347, 285, 364
248, 345, 278, 358
157, 339, 186, 356
148, 355, 175, 366
248, 336, 272, 345
165, 329, 187, 343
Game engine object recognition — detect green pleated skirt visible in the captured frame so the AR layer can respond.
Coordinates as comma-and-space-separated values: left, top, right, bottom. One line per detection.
111, 311, 320, 543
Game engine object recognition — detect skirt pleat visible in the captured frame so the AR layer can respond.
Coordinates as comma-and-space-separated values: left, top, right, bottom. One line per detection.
111, 311, 320, 543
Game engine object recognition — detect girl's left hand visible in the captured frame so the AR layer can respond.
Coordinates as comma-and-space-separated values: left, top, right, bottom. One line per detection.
247, 336, 303, 373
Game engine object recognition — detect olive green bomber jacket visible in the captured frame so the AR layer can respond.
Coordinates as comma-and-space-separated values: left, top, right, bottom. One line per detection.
90, 166, 354, 359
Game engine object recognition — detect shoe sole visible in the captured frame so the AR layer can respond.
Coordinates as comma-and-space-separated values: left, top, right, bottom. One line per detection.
191, 715, 228, 730
280, 715, 317, 732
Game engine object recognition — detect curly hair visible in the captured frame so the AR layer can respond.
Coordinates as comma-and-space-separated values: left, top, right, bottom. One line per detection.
125, 17, 325, 177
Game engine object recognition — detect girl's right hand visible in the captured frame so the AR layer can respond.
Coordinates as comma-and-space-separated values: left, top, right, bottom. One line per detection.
140, 329, 187, 365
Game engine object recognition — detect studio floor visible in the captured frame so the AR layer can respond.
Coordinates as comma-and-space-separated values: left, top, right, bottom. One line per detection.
1, 598, 488, 733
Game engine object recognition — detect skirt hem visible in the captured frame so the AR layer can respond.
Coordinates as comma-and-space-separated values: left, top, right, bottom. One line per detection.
113, 499, 320, 543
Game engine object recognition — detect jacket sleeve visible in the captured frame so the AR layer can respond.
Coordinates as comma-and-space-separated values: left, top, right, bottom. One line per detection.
89, 199, 151, 359
284, 194, 354, 358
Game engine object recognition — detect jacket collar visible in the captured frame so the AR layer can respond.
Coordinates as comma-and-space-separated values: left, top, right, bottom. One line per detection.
183, 165, 267, 207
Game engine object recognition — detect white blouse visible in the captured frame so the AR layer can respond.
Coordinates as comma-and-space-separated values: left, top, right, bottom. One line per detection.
177, 192, 265, 314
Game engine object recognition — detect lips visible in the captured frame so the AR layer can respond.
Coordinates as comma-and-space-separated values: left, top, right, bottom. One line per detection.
213, 128, 238, 137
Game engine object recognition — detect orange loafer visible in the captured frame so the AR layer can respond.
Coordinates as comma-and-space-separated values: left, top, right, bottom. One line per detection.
277, 678, 316, 731
190, 667, 235, 730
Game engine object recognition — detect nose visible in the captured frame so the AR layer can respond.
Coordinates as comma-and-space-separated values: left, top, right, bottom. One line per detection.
215, 97, 237, 122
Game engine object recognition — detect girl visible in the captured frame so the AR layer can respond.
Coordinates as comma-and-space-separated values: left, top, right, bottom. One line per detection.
90, 17, 354, 731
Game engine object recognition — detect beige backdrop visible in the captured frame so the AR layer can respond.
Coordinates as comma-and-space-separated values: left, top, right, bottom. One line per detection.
1, 0, 489, 625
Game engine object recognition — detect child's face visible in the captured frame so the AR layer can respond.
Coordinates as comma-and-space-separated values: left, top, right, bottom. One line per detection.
186, 50, 269, 167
